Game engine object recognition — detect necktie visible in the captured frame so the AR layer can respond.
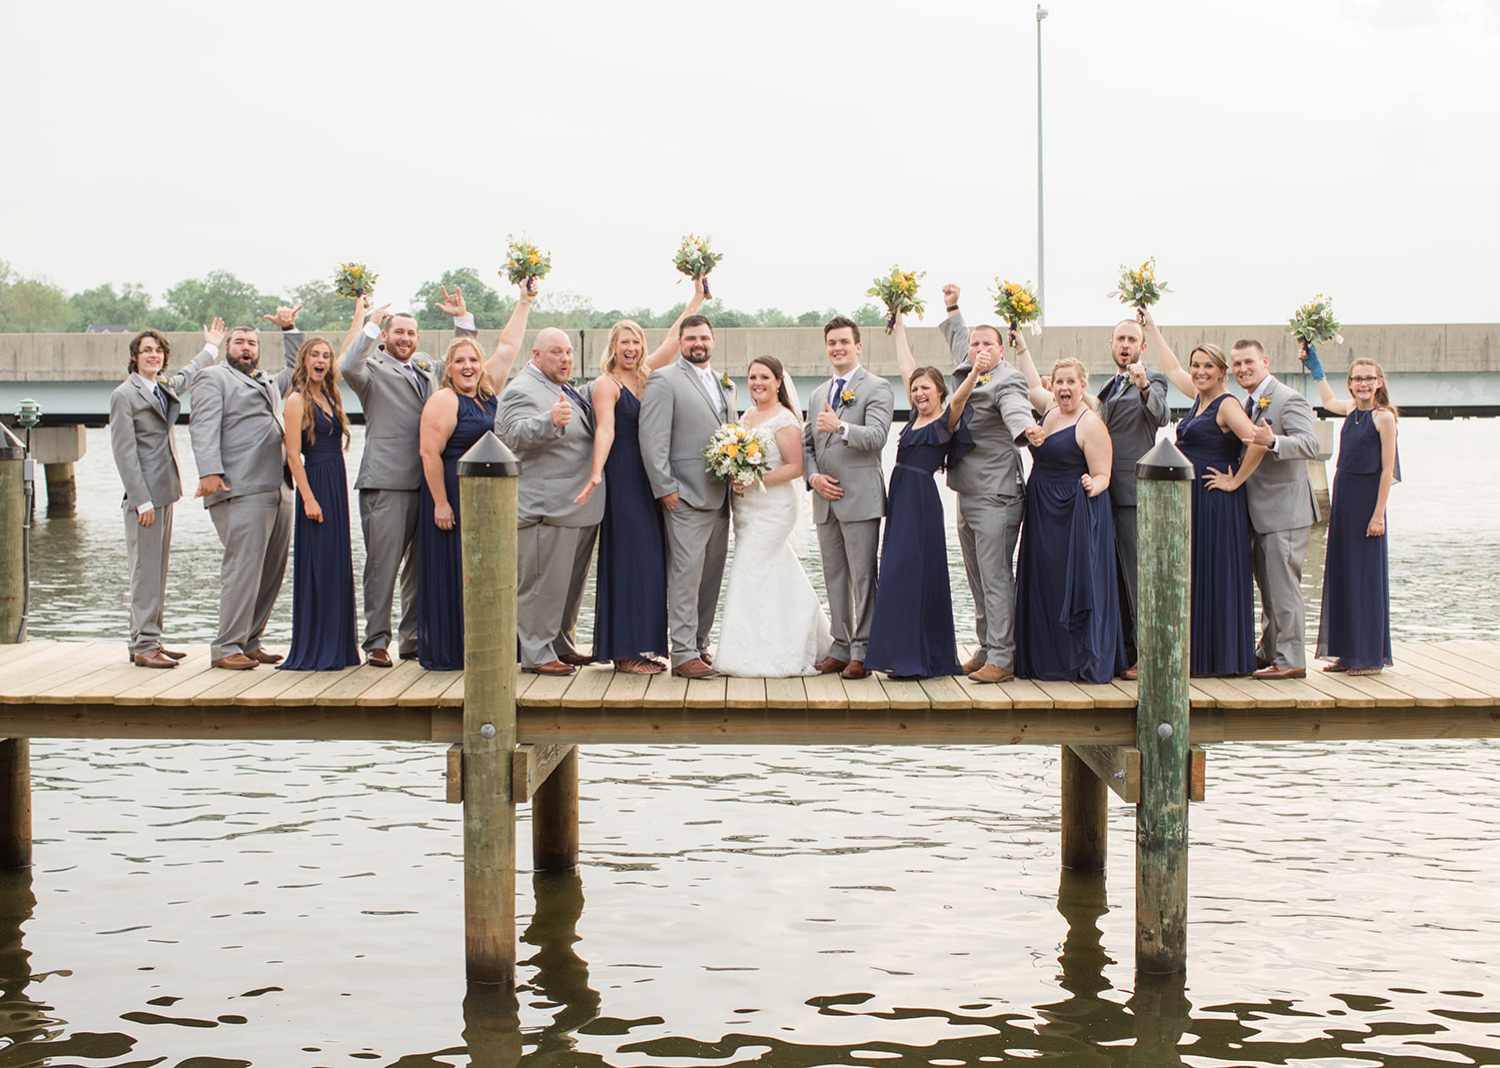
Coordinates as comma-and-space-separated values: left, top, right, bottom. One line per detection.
831, 377, 846, 407
1244, 394, 1256, 418
410, 365, 426, 399
562, 382, 583, 406
154, 385, 168, 416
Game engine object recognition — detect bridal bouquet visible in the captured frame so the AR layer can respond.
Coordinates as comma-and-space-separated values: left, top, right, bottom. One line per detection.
867, 265, 925, 334
673, 234, 724, 298
703, 422, 774, 496
1109, 258, 1169, 309
992, 279, 1042, 335
1286, 294, 1344, 346
333, 262, 377, 299
502, 236, 552, 295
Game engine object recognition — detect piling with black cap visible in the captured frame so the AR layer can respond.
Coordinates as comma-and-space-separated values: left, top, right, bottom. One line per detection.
1133, 438, 1194, 975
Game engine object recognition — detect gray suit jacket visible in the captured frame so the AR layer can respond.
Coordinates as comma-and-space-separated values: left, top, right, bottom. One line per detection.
188, 331, 299, 507
496, 364, 605, 528
1244, 375, 1321, 533
802, 365, 894, 524
638, 358, 734, 511
941, 313, 1032, 498
340, 322, 478, 491
109, 345, 218, 510
1097, 367, 1170, 507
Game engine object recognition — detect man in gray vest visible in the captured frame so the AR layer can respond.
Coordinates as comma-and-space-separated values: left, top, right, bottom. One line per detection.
940, 284, 1032, 684
189, 309, 301, 669
496, 328, 604, 675
1096, 317, 1169, 677
340, 285, 531, 666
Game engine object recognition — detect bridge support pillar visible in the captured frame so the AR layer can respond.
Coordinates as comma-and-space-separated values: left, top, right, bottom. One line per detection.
28, 426, 86, 516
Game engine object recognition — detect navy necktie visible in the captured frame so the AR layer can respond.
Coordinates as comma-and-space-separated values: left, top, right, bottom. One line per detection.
154, 385, 168, 416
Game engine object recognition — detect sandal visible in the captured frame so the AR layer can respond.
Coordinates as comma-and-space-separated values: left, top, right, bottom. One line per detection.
615, 659, 664, 675
1347, 667, 1383, 676
1322, 660, 1349, 673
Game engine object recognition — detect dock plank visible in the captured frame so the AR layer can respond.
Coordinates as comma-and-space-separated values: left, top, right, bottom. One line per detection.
316, 665, 402, 707
397, 670, 465, 707
840, 673, 888, 710
918, 676, 971, 710
801, 673, 848, 711
641, 672, 688, 709
724, 676, 766, 709
1030, 679, 1093, 710
602, 670, 653, 708
764, 677, 808, 710
878, 677, 929, 710
274, 667, 361, 706
0, 644, 93, 699
561, 665, 614, 709
355, 659, 429, 706
0, 640, 57, 667
33, 658, 143, 704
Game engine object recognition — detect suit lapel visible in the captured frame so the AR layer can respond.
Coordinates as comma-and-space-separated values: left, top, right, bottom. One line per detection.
134, 376, 168, 423
680, 359, 722, 420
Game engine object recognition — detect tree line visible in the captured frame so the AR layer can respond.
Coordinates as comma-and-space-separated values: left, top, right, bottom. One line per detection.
0, 260, 889, 335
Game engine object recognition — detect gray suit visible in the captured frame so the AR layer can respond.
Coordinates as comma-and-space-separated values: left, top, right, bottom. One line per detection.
638, 358, 733, 667
942, 314, 1033, 671
189, 331, 299, 661
802, 365, 894, 662
1243, 375, 1321, 669
340, 321, 478, 656
1096, 366, 1170, 663
496, 364, 605, 668
109, 346, 218, 655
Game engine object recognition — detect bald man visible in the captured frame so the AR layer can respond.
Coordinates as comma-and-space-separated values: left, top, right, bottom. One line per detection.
496, 328, 605, 675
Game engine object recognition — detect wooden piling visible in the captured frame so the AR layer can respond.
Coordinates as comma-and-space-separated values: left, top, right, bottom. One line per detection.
1059, 745, 1107, 872
458, 432, 522, 986
0, 441, 31, 869
1133, 439, 1194, 975
532, 746, 579, 872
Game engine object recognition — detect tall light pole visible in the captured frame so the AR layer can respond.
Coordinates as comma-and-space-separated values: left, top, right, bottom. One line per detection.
1036, 4, 1048, 327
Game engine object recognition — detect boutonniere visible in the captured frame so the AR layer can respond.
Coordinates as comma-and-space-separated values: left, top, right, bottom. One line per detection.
719, 371, 734, 390
1256, 397, 1271, 412
839, 388, 857, 408
413, 358, 431, 373
977, 373, 992, 386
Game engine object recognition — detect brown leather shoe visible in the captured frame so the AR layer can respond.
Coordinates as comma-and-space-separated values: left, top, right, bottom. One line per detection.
672, 657, 718, 679
1256, 656, 1274, 670
529, 660, 576, 676
558, 652, 592, 666
246, 648, 283, 664
970, 663, 1014, 684
840, 659, 869, 680
133, 648, 179, 669
212, 653, 258, 670
367, 649, 393, 668
160, 647, 187, 660
1252, 664, 1306, 680
1120, 663, 1139, 680
814, 656, 849, 675
699, 650, 714, 666
961, 657, 985, 675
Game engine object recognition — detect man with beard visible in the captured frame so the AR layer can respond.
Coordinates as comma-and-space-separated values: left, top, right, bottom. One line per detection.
1096, 316, 1169, 677
190, 308, 303, 669
340, 285, 532, 666
638, 315, 733, 678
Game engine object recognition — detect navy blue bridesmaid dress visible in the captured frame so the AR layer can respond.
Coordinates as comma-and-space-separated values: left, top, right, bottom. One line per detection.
1316, 409, 1398, 670
591, 386, 669, 662
865, 409, 974, 679
418, 393, 499, 671
1014, 423, 1126, 683
1176, 394, 1256, 676
281, 401, 360, 671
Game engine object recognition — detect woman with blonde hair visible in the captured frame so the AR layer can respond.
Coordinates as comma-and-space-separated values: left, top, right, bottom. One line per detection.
1141, 310, 1266, 675
576, 278, 707, 674
415, 336, 501, 670
1302, 347, 1400, 674
1012, 337, 1126, 682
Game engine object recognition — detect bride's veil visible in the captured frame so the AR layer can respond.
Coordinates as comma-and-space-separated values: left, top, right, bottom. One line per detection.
783, 374, 804, 421
779, 372, 814, 554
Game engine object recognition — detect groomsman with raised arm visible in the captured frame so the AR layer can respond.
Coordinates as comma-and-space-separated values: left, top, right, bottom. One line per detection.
496, 328, 604, 676
940, 285, 1032, 684
1096, 317, 1170, 678
339, 284, 530, 666
190, 307, 303, 669
638, 316, 733, 679
1235, 339, 1321, 679
803, 316, 895, 681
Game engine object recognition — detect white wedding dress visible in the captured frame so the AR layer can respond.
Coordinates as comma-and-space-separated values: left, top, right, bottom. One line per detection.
714, 409, 833, 677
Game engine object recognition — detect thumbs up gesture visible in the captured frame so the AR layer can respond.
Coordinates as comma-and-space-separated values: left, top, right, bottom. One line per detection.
816, 397, 842, 434
552, 392, 573, 428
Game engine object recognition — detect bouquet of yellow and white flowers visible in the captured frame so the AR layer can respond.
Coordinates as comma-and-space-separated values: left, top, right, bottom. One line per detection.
867, 265, 925, 334
1109, 258, 1169, 309
1286, 294, 1344, 346
673, 234, 724, 298
502, 236, 552, 295
703, 422, 773, 496
333, 262, 377, 299
992, 279, 1041, 335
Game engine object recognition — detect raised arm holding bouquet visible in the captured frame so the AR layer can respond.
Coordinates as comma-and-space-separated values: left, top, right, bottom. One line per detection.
1286, 293, 1344, 385
867, 265, 926, 334
992, 279, 1041, 344
503, 236, 552, 297
334, 262, 377, 300
673, 235, 724, 299
1109, 258, 1170, 317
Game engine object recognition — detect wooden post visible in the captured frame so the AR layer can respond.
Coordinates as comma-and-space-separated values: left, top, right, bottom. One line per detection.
1059, 745, 1107, 872
42, 462, 76, 514
458, 432, 522, 986
532, 746, 579, 872
0, 439, 32, 870
1133, 439, 1193, 975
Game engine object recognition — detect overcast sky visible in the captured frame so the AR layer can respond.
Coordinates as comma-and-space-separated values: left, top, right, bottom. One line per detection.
4, 0, 1497, 326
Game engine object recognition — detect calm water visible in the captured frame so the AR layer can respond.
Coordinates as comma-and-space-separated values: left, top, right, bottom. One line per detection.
6, 419, 1499, 1067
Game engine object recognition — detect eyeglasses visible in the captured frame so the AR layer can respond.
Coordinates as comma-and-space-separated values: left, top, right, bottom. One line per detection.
1349, 375, 1380, 384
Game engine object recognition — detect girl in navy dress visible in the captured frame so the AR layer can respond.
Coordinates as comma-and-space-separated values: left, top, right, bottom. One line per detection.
1141, 311, 1267, 675
417, 338, 501, 671
576, 279, 706, 674
1305, 352, 1400, 675
281, 335, 361, 671
863, 311, 981, 679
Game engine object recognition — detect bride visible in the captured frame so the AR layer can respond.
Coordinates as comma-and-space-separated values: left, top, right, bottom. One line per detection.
714, 356, 833, 677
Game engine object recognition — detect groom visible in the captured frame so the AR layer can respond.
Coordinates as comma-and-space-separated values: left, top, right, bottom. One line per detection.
803, 316, 894, 680
639, 315, 733, 679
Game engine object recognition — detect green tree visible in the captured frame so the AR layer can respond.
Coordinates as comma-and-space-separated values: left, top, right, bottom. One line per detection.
68, 283, 156, 331
852, 303, 887, 328
0, 272, 73, 332
411, 268, 516, 331
163, 270, 278, 329
289, 278, 359, 332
